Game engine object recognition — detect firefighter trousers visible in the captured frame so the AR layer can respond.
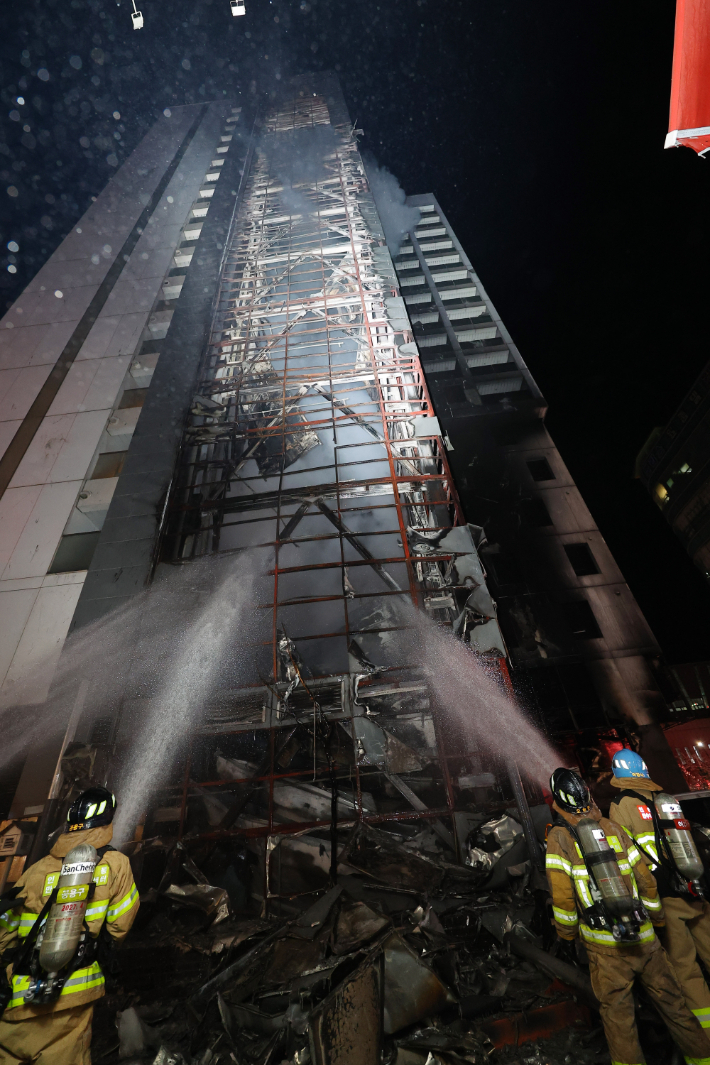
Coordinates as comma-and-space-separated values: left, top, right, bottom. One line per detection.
0, 1003, 93, 1064
661, 897, 710, 1031
587, 940, 710, 1065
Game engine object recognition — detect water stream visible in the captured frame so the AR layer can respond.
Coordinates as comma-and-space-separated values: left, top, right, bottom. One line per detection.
1, 550, 559, 842
0, 551, 266, 844
112, 551, 264, 845
397, 606, 560, 786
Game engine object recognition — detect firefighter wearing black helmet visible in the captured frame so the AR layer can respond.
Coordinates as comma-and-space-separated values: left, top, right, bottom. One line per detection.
0, 788, 139, 1064
546, 767, 710, 1065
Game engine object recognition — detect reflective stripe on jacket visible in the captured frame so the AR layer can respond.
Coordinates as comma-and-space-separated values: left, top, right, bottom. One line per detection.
546, 801, 663, 957
6, 962, 105, 1010
609, 776, 664, 871
0, 824, 139, 1017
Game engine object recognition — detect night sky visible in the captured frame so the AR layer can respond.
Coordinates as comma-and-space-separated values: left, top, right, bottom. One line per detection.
1, 0, 708, 662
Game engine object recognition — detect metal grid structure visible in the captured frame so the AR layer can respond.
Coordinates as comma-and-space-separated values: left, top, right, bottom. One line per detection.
151, 82, 508, 904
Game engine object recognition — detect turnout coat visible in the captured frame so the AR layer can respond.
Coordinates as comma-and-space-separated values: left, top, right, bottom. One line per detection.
545, 801, 663, 955
0, 824, 138, 1018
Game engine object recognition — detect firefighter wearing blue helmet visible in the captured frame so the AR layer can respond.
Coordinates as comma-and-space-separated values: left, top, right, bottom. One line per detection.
610, 748, 710, 1038
546, 766, 710, 1065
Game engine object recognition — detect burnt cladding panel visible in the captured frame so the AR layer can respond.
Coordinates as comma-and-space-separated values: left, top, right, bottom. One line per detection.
142, 86, 500, 888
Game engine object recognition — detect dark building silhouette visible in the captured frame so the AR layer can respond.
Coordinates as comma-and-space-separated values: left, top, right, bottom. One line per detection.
397, 194, 682, 786
637, 359, 710, 580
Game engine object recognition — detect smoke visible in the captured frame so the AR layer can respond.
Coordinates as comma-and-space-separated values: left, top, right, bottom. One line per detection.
260, 124, 340, 217
257, 130, 419, 256
363, 155, 421, 256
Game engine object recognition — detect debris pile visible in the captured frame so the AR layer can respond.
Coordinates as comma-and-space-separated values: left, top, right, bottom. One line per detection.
89, 815, 631, 1065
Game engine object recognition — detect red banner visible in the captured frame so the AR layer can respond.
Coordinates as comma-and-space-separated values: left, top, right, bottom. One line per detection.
666, 0, 710, 155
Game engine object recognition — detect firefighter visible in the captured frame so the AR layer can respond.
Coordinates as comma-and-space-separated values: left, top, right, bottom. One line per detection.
0, 787, 139, 1064
547, 767, 710, 1065
610, 748, 710, 1034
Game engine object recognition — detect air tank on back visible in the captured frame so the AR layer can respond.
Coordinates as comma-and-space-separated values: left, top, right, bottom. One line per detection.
37, 843, 97, 975
576, 818, 634, 917
654, 792, 705, 882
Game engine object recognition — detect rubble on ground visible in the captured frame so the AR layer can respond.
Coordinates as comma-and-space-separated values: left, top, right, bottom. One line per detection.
90, 810, 621, 1065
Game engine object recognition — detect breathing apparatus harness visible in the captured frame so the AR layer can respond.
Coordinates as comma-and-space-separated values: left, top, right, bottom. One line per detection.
618, 788, 705, 902
553, 812, 646, 943
0, 844, 115, 1016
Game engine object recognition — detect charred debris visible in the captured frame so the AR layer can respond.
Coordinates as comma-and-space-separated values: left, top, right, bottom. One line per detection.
86, 700, 616, 1065
65, 688, 696, 1064
96, 821, 611, 1065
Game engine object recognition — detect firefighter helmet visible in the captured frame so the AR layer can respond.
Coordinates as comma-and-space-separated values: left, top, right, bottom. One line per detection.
67, 787, 116, 833
611, 748, 649, 779
550, 767, 592, 814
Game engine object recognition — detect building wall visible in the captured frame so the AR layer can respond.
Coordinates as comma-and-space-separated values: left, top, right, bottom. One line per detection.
0, 101, 245, 820
12, 76, 511, 875
637, 359, 710, 577
0, 102, 236, 717
399, 195, 677, 765
0, 87, 689, 832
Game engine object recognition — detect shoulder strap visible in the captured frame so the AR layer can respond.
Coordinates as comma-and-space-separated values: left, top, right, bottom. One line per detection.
0, 887, 21, 918
551, 812, 581, 852
646, 797, 677, 870
95, 845, 115, 860
613, 789, 668, 863
10, 888, 58, 976
619, 790, 678, 871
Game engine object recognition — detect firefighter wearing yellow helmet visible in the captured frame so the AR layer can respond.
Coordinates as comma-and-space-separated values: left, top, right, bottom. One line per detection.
0, 787, 139, 1063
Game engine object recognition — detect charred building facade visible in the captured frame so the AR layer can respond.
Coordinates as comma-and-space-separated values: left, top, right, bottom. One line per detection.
637, 358, 710, 580
394, 195, 682, 784
0, 75, 686, 895
0, 78, 515, 893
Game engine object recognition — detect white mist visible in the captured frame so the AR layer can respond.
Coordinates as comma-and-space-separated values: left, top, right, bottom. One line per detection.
112, 552, 263, 846
399, 606, 560, 786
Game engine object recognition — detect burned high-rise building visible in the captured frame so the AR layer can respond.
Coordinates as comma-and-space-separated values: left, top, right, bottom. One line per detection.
637, 358, 710, 581
392, 196, 679, 760
0, 75, 685, 892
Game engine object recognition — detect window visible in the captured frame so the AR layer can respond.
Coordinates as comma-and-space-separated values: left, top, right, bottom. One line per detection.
118, 387, 148, 409
563, 600, 602, 639
511, 662, 607, 731
564, 543, 600, 576
90, 718, 113, 745
527, 458, 554, 482
521, 498, 553, 527
92, 452, 127, 479
488, 554, 525, 586
48, 532, 100, 574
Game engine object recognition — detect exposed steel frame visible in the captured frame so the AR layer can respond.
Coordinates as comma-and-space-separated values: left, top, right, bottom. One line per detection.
156, 88, 487, 904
